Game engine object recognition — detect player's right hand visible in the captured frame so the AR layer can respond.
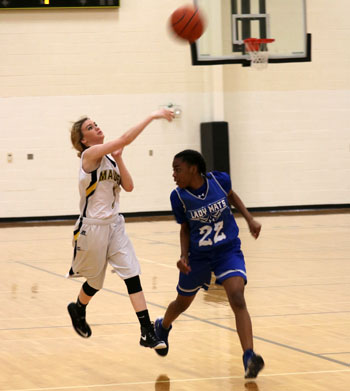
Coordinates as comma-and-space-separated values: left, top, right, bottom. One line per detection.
151, 108, 175, 121
177, 255, 191, 275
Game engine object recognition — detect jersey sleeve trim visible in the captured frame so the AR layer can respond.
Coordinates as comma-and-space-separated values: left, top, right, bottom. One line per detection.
106, 154, 117, 167
175, 188, 187, 213
209, 172, 228, 196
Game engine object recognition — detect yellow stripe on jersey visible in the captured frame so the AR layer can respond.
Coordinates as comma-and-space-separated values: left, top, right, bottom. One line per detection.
86, 182, 97, 197
73, 217, 83, 242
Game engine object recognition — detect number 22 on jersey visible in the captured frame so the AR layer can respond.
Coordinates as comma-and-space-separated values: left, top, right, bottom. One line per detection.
198, 221, 226, 247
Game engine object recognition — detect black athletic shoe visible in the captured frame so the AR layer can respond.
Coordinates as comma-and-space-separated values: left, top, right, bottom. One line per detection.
67, 302, 92, 338
140, 324, 166, 350
243, 350, 264, 379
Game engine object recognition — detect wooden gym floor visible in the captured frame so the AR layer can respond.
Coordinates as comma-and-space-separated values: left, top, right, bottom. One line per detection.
1, 212, 349, 391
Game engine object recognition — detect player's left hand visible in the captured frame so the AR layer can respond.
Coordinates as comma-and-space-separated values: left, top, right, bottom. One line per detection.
111, 147, 124, 159
248, 219, 261, 239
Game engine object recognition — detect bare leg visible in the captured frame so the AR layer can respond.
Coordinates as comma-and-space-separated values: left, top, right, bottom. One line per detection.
128, 291, 147, 312
162, 293, 196, 329
126, 285, 166, 349
78, 287, 94, 305
222, 276, 253, 351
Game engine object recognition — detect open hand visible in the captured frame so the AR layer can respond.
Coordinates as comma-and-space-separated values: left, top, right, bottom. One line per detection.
151, 108, 175, 122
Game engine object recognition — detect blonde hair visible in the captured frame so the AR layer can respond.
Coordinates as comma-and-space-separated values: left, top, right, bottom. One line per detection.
70, 117, 89, 158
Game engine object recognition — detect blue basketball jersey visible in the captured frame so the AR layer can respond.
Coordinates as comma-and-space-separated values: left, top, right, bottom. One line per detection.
170, 171, 239, 255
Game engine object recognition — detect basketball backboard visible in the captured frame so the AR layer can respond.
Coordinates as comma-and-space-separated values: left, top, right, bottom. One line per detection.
192, 0, 310, 66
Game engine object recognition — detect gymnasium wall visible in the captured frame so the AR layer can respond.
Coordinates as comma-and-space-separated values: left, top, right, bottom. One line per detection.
0, 1, 211, 218
0, 0, 349, 219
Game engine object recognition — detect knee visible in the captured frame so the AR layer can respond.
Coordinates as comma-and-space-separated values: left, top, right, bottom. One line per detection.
82, 281, 99, 297
228, 291, 246, 311
124, 275, 142, 294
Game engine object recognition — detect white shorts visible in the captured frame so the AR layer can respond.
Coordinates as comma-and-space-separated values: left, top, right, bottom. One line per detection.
67, 214, 141, 290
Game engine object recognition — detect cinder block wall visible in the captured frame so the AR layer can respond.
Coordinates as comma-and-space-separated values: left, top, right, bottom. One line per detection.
1, 0, 348, 218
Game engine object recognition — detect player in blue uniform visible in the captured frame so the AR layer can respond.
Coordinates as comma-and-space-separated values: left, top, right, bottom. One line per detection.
154, 149, 264, 379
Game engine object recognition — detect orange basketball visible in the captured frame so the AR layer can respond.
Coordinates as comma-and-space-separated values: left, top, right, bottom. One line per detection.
169, 5, 205, 43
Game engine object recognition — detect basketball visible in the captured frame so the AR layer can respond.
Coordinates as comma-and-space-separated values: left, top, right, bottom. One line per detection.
169, 5, 205, 43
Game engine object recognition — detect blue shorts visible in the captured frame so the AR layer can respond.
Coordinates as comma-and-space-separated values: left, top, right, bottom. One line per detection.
177, 238, 247, 296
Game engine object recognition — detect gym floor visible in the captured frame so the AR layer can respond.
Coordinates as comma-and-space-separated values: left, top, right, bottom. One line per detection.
1, 212, 349, 391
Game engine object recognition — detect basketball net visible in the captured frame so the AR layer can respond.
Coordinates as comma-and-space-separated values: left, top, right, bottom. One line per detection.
244, 38, 275, 70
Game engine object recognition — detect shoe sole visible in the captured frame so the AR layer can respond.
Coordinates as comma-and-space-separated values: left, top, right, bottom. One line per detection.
67, 303, 91, 338
155, 347, 169, 356
140, 340, 167, 349
245, 355, 264, 379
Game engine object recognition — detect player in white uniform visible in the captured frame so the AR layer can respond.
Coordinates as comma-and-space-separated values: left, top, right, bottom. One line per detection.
67, 108, 174, 349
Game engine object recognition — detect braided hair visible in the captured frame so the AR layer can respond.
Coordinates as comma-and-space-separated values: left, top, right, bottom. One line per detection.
174, 149, 207, 175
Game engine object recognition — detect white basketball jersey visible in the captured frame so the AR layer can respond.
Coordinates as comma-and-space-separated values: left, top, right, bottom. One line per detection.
78, 152, 121, 219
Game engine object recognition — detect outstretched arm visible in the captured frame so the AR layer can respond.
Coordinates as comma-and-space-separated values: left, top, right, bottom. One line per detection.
227, 190, 261, 239
83, 108, 174, 172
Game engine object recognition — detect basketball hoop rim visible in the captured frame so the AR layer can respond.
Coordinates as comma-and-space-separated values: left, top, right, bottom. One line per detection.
244, 38, 275, 44
244, 38, 275, 52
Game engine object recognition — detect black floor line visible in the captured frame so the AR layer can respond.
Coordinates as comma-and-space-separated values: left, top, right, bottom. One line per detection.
14, 261, 350, 368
